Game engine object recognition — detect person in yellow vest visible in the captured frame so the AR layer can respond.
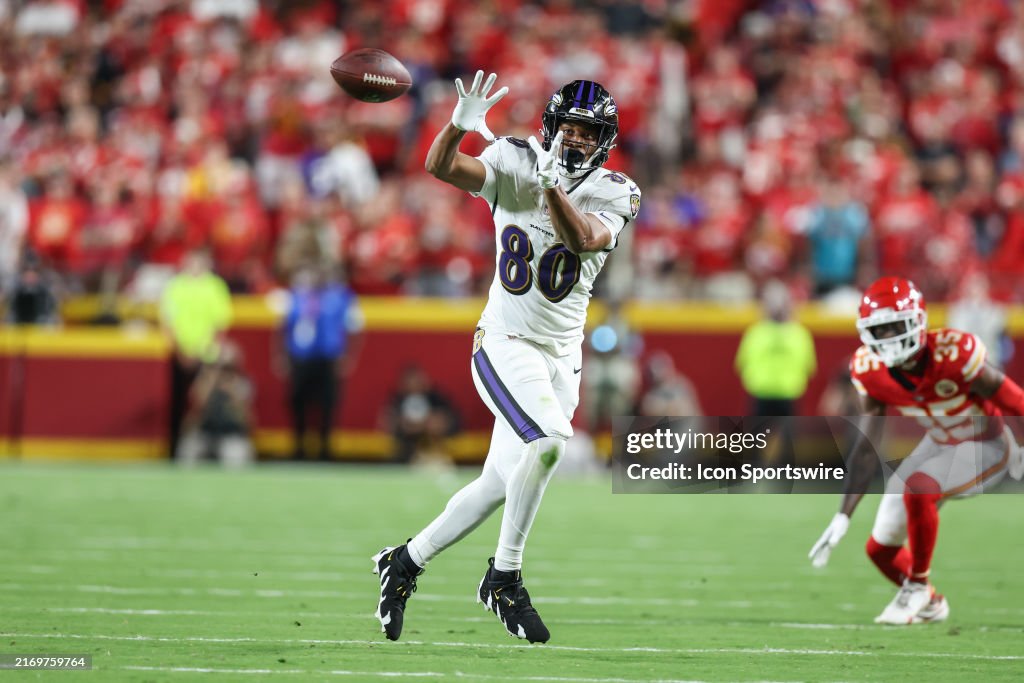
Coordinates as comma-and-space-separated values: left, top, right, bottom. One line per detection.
160, 249, 233, 458
735, 280, 817, 416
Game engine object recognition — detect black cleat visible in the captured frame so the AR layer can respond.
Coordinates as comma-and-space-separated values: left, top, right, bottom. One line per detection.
477, 557, 550, 643
371, 544, 422, 641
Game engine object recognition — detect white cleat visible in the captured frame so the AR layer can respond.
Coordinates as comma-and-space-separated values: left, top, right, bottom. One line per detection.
874, 580, 934, 625
912, 592, 950, 624
1009, 442, 1024, 481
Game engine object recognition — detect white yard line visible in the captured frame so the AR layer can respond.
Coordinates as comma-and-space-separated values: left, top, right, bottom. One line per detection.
0, 564, 613, 588
120, 668, 733, 683
19, 608, 1024, 632
3, 632, 1023, 662
5, 582, 1022, 616
0, 606, 849, 627
0, 545, 731, 573
0, 582, 711, 607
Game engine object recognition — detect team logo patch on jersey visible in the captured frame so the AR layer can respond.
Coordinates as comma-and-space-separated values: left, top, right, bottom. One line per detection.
935, 379, 958, 398
630, 194, 640, 218
473, 328, 486, 355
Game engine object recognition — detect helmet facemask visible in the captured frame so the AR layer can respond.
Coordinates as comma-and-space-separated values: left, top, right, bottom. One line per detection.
856, 309, 927, 367
550, 120, 613, 177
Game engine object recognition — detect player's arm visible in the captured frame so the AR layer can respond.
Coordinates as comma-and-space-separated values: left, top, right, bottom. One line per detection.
527, 131, 611, 254
809, 392, 886, 568
542, 185, 612, 254
424, 70, 508, 194
970, 363, 1024, 415
970, 363, 1024, 480
837, 393, 887, 517
424, 124, 487, 193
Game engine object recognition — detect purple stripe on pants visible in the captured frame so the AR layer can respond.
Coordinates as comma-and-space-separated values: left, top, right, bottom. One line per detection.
474, 350, 544, 442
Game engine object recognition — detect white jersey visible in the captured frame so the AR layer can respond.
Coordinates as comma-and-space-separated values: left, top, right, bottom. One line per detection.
471, 136, 641, 356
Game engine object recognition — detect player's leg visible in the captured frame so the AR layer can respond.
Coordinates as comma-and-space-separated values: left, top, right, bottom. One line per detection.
868, 433, 940, 570
175, 429, 208, 466
317, 360, 338, 460
491, 342, 579, 572
871, 433, 1004, 624
289, 360, 309, 459
908, 427, 1012, 576
477, 433, 563, 644
407, 418, 519, 567
866, 493, 911, 586
471, 333, 577, 643
875, 430, 1011, 626
219, 434, 253, 468
870, 438, 939, 624
493, 435, 565, 571
903, 471, 942, 584
372, 418, 519, 641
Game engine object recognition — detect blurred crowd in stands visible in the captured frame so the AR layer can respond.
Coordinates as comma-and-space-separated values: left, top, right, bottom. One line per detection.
1, 0, 1024, 313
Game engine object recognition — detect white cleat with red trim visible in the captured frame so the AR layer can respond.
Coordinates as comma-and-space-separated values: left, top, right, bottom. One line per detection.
1009, 441, 1024, 481
874, 580, 933, 625
912, 591, 950, 624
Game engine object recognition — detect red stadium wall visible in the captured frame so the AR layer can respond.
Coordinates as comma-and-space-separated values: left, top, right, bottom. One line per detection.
0, 329, 168, 459
3, 298, 1024, 461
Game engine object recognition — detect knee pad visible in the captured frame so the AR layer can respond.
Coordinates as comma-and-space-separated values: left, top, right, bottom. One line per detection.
533, 410, 573, 442
529, 436, 566, 470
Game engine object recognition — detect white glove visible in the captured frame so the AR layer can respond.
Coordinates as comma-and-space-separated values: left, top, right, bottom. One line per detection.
452, 70, 509, 143
1009, 441, 1024, 481
808, 512, 850, 568
527, 130, 563, 190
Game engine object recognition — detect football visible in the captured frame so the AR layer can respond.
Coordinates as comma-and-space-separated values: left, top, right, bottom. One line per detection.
330, 48, 412, 103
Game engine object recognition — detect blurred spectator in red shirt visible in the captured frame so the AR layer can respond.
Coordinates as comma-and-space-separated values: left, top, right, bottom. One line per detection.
347, 181, 416, 295
691, 45, 756, 153
78, 175, 139, 285
205, 168, 269, 292
872, 161, 936, 280
691, 171, 749, 281
29, 172, 87, 272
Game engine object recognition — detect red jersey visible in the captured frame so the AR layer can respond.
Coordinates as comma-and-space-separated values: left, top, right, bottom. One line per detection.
850, 328, 999, 444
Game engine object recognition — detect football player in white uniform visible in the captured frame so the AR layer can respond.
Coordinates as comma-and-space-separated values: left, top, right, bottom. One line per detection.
372, 71, 641, 643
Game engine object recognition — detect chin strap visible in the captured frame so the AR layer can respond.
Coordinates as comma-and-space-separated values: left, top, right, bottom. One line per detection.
992, 376, 1024, 416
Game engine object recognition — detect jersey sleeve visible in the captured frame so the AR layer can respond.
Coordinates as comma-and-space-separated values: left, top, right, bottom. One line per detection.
470, 137, 530, 204
590, 174, 641, 252
960, 332, 986, 382
934, 330, 987, 382
469, 140, 502, 203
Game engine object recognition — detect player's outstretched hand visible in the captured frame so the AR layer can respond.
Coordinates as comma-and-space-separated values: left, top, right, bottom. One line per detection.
527, 131, 562, 190
452, 70, 509, 143
808, 512, 850, 568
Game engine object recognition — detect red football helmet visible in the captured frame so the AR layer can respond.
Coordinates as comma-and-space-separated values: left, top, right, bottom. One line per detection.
856, 277, 928, 367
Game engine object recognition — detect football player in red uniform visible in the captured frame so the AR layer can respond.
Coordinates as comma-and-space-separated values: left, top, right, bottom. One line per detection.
809, 276, 1024, 624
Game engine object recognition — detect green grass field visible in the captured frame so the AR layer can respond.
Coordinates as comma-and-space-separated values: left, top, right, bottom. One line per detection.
1, 461, 1022, 682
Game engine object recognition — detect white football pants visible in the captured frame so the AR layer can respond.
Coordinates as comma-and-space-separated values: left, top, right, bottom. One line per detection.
407, 330, 581, 571
871, 427, 1014, 546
